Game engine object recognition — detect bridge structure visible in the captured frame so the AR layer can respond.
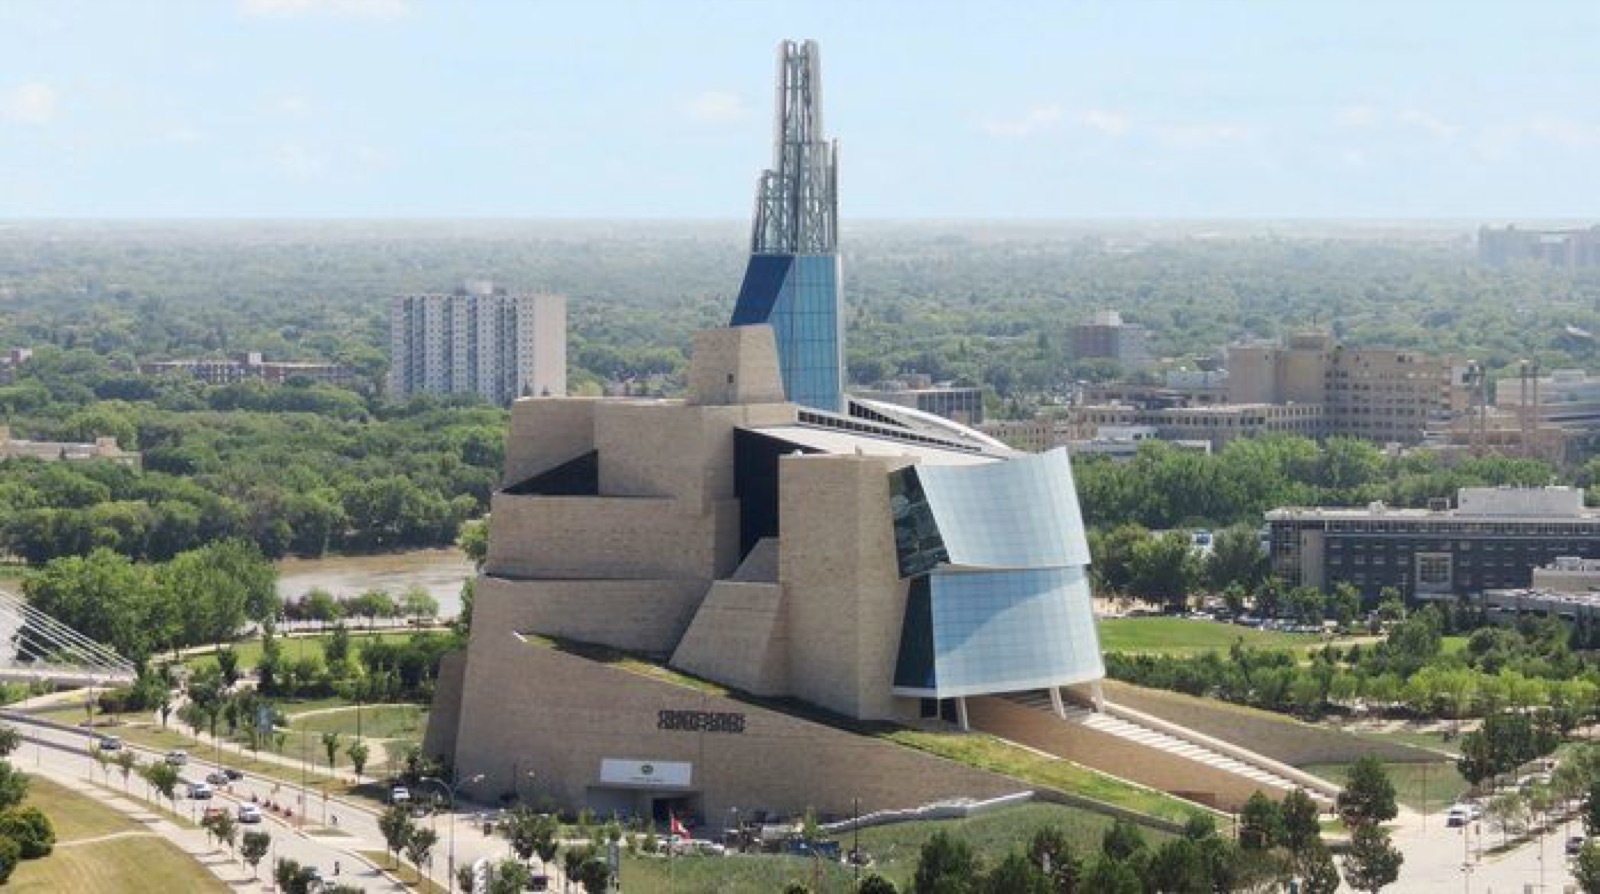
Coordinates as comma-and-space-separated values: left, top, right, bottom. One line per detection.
0, 589, 136, 686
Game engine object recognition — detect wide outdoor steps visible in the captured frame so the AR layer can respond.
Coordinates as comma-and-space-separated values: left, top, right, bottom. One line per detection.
967, 690, 1335, 812
1007, 691, 1301, 791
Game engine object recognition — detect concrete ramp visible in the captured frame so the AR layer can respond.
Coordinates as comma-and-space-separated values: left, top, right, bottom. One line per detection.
968, 691, 1337, 812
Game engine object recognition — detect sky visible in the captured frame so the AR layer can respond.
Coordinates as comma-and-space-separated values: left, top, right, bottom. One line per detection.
2, 0, 1598, 219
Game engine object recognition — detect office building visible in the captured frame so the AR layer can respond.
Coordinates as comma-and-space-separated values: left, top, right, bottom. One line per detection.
1068, 310, 1152, 372
1266, 486, 1600, 598
854, 377, 985, 425
1227, 330, 1464, 445
1479, 224, 1600, 269
728, 40, 844, 412
388, 282, 566, 406
140, 352, 355, 388
1071, 402, 1324, 450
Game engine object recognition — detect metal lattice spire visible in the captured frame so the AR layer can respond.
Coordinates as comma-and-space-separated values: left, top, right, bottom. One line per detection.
750, 40, 838, 255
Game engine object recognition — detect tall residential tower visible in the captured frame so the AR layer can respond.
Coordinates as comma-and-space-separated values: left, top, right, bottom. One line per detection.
388, 281, 566, 406
729, 40, 844, 412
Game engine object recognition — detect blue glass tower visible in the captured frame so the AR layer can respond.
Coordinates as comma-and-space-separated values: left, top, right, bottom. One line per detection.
729, 40, 844, 412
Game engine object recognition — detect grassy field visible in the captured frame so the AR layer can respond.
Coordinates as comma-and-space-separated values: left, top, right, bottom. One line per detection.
883, 730, 1205, 824
621, 802, 1171, 893
290, 704, 425, 740
10, 776, 230, 893
1097, 617, 1321, 655
359, 849, 447, 893
1304, 761, 1468, 814
1348, 727, 1464, 757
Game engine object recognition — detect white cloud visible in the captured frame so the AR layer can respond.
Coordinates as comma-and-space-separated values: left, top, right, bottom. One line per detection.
685, 91, 746, 123
1153, 121, 1253, 149
239, 0, 409, 21
1396, 109, 1459, 139
1337, 105, 1378, 129
274, 94, 312, 116
981, 105, 1064, 138
1076, 109, 1131, 137
0, 82, 58, 125
1526, 116, 1600, 149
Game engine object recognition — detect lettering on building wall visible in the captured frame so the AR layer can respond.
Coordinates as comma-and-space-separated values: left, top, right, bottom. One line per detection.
657, 709, 746, 734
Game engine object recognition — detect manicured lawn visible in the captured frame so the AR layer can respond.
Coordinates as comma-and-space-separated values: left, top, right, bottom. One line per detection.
1304, 761, 1468, 814
1097, 617, 1320, 655
290, 704, 425, 740
359, 850, 448, 893
882, 730, 1207, 823
1349, 727, 1464, 757
622, 802, 1173, 892
11, 776, 230, 893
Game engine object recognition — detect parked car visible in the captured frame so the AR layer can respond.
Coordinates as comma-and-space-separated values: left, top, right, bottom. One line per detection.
1446, 806, 1469, 827
1570, 835, 1587, 856
187, 782, 213, 800
164, 750, 187, 766
390, 785, 411, 804
237, 803, 263, 824
98, 735, 123, 751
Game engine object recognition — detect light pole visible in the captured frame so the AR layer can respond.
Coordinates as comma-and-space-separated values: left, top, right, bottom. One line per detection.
420, 772, 484, 886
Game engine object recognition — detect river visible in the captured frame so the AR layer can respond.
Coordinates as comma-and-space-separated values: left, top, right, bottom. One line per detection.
274, 548, 475, 619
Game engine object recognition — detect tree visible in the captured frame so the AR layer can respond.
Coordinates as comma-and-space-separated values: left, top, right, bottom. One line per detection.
0, 727, 19, 757
0, 807, 54, 859
980, 852, 1051, 894
207, 810, 237, 856
142, 761, 178, 808
401, 585, 440, 624
1575, 839, 1600, 894
321, 730, 340, 773
1586, 781, 1600, 838
858, 875, 898, 894
459, 519, 489, 569
1297, 839, 1341, 894
1206, 524, 1266, 592
457, 862, 478, 893
346, 739, 370, 781
1337, 756, 1398, 827
241, 829, 271, 878
0, 764, 27, 814
0, 836, 19, 885
1026, 823, 1079, 890
1101, 818, 1147, 861
913, 830, 978, 894
1129, 530, 1197, 610
1341, 823, 1403, 893
216, 647, 241, 687
380, 804, 414, 868
1147, 838, 1210, 894
1239, 791, 1285, 850
1080, 856, 1142, 894
486, 858, 533, 894
114, 750, 136, 792
405, 826, 439, 879
1280, 788, 1322, 854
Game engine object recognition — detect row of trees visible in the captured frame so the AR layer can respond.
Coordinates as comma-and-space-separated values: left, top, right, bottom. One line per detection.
283, 586, 440, 629
22, 540, 276, 665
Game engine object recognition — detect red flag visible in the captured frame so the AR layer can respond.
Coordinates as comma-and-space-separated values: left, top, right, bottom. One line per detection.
670, 813, 690, 840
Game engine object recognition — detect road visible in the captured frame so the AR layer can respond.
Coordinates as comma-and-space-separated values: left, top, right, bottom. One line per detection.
10, 718, 542, 891
1390, 804, 1577, 894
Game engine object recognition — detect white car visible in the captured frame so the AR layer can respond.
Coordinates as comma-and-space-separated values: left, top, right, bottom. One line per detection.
187, 782, 212, 800
237, 803, 263, 824
390, 785, 411, 804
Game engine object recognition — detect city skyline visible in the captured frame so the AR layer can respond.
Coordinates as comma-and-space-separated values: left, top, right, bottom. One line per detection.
2, 0, 1599, 219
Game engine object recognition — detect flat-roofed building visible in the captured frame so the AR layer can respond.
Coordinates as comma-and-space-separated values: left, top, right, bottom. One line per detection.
388, 281, 566, 406
0, 426, 139, 468
1069, 309, 1153, 372
1479, 224, 1600, 268
1266, 486, 1600, 598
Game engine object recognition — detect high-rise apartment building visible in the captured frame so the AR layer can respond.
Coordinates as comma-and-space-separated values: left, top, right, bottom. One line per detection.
1479, 224, 1600, 268
388, 281, 566, 406
728, 40, 844, 412
1068, 309, 1153, 372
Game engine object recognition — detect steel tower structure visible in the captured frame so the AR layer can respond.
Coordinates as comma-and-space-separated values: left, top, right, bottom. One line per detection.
730, 39, 844, 412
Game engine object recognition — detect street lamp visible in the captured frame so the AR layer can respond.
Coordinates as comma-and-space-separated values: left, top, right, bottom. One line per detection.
420, 772, 485, 886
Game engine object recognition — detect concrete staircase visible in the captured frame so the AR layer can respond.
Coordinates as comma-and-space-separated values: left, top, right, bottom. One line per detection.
1004, 691, 1305, 794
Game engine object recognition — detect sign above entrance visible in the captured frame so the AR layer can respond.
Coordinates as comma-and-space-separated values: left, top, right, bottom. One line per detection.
600, 759, 692, 788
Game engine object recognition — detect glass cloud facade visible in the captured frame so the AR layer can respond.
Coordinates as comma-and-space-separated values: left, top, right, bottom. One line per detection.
731, 254, 844, 412
891, 449, 1104, 698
